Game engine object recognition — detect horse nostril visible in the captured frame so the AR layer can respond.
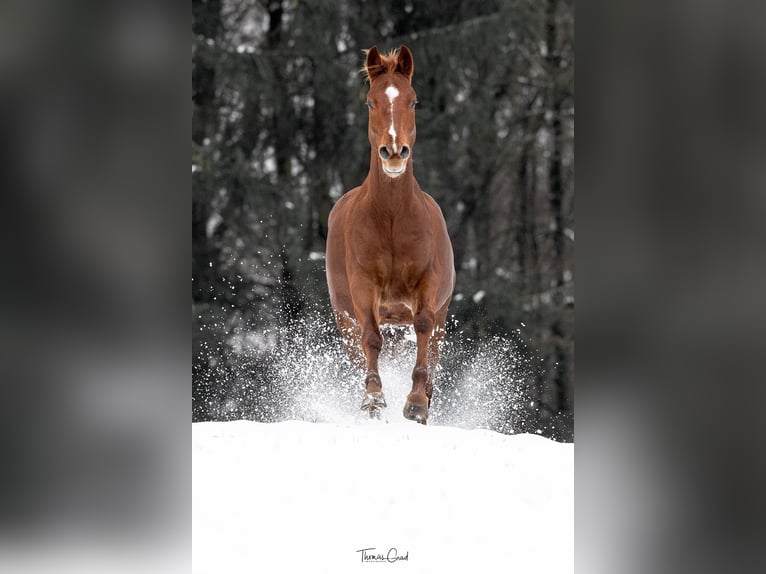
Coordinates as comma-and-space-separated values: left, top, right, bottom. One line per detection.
400, 146, 410, 159
379, 146, 390, 160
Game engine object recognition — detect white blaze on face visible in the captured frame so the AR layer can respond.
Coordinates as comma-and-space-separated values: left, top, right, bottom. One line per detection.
385, 85, 399, 154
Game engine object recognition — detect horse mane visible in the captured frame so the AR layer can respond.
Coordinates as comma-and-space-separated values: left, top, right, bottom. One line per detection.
361, 48, 401, 83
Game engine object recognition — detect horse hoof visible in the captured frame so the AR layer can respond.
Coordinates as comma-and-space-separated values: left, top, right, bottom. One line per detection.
403, 401, 428, 425
368, 409, 382, 420
361, 391, 387, 413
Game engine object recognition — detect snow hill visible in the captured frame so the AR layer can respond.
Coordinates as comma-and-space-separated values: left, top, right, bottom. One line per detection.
193, 420, 573, 573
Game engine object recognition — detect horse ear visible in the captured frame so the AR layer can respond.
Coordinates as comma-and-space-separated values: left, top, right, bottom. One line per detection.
365, 46, 385, 82
397, 45, 414, 83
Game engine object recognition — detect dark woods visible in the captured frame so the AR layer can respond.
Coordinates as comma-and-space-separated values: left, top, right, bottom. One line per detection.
192, 0, 574, 440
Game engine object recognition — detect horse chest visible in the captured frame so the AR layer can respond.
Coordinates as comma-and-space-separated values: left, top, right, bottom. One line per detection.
347, 199, 433, 298
373, 234, 431, 299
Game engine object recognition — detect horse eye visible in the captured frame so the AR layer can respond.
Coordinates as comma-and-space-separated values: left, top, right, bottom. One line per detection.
410, 100, 418, 109
367, 101, 374, 110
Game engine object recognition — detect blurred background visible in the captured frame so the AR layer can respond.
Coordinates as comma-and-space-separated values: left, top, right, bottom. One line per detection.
2, 0, 765, 571
1, 0, 765, 571
192, 0, 575, 440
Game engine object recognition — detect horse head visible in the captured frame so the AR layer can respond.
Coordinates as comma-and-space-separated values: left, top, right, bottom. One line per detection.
363, 46, 418, 179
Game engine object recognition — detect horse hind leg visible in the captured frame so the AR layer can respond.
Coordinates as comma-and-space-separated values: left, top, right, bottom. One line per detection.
381, 324, 406, 359
424, 307, 449, 407
334, 311, 366, 372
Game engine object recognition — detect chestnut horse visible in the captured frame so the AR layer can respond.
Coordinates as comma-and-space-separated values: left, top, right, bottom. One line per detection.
325, 45, 455, 424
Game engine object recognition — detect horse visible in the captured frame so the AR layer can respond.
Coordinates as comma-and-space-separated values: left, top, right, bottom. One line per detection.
325, 45, 455, 424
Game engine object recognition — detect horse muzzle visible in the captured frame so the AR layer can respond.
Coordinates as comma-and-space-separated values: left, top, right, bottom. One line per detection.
382, 160, 407, 177
378, 144, 410, 178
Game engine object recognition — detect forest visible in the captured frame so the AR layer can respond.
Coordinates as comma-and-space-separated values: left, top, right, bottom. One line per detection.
192, 0, 574, 440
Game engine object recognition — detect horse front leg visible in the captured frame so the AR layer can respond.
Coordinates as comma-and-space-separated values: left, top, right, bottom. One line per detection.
403, 307, 435, 424
352, 294, 387, 416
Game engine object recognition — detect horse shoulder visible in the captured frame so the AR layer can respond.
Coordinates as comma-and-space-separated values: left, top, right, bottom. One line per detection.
328, 186, 361, 227
417, 190, 445, 218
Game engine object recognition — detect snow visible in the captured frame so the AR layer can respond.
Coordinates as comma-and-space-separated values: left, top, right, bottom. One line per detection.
308, 251, 325, 261
193, 420, 572, 573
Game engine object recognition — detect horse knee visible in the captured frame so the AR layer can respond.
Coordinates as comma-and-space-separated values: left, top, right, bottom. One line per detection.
413, 313, 434, 335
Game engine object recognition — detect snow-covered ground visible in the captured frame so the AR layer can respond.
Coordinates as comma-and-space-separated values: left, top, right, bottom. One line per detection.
193, 419, 573, 573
